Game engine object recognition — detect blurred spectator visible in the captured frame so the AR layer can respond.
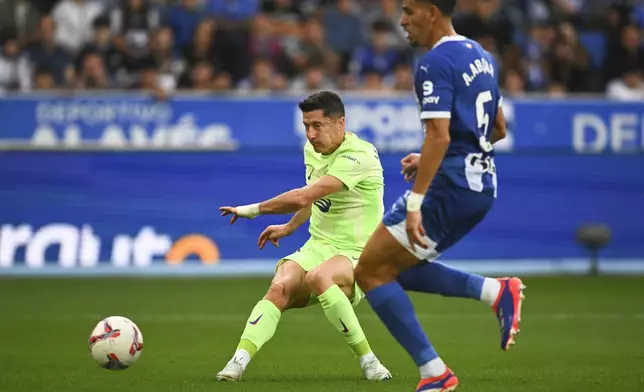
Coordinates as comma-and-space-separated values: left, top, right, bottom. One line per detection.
523, 21, 555, 91
248, 13, 290, 74
547, 21, 590, 92
604, 24, 644, 83
360, 67, 386, 91
78, 15, 124, 80
633, 3, 644, 29
210, 0, 260, 82
237, 55, 286, 92
607, 68, 644, 101
74, 51, 112, 89
286, 17, 338, 76
453, 0, 514, 53
547, 80, 567, 98
0, 29, 30, 92
148, 26, 184, 81
350, 20, 403, 80
111, 0, 162, 68
549, 0, 586, 26
33, 67, 55, 89
502, 68, 525, 97
128, 55, 173, 98
323, 0, 365, 74
0, 0, 42, 43
182, 19, 222, 70
289, 58, 335, 92
166, 0, 205, 50
178, 60, 221, 90
390, 62, 413, 91
363, 0, 407, 49
1, 0, 640, 95
52, 0, 104, 54
262, 0, 303, 62
22, 16, 74, 89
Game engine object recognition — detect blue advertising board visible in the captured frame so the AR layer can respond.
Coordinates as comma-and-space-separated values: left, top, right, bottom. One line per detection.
0, 94, 642, 276
0, 151, 642, 275
1, 94, 643, 153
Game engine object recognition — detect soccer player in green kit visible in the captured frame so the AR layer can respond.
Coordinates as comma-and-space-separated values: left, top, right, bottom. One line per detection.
217, 91, 392, 382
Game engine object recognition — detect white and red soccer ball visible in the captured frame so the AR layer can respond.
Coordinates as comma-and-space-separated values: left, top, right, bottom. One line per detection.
88, 316, 144, 370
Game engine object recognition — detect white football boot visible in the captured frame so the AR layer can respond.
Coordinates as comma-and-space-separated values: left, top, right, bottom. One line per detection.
216, 357, 244, 381
362, 357, 393, 381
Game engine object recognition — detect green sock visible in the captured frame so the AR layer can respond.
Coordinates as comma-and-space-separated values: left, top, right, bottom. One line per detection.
318, 285, 372, 358
236, 299, 282, 360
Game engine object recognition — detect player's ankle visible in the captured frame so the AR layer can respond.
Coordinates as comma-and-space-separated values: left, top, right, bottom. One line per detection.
359, 351, 377, 367
418, 357, 447, 378
237, 339, 258, 357
230, 349, 252, 370
480, 277, 502, 307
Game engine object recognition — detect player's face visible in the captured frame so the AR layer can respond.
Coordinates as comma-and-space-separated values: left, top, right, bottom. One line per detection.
302, 110, 345, 154
400, 0, 434, 48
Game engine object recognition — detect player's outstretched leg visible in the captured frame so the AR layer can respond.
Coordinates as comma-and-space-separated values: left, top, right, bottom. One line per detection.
304, 255, 392, 381
216, 261, 311, 381
355, 224, 458, 392
397, 258, 526, 350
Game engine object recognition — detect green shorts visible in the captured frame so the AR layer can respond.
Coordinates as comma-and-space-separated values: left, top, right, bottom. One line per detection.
275, 238, 365, 307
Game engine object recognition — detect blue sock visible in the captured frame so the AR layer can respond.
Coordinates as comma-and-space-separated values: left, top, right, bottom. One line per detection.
365, 281, 439, 366
397, 261, 485, 300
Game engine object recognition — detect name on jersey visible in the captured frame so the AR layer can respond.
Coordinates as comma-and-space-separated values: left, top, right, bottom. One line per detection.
462, 58, 495, 87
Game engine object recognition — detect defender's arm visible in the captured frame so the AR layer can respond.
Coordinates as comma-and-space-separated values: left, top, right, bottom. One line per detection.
490, 104, 507, 144
410, 119, 451, 196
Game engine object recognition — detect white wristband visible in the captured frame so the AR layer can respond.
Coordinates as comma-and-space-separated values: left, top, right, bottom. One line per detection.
236, 203, 260, 218
406, 192, 424, 212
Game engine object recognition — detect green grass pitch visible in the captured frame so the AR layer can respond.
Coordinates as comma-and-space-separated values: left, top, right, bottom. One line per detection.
1, 276, 643, 391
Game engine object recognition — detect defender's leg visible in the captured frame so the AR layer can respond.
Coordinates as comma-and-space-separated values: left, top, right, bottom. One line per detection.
217, 261, 311, 381
304, 256, 392, 381
355, 224, 459, 391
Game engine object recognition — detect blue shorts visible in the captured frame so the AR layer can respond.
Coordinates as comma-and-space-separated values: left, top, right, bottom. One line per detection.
383, 185, 494, 261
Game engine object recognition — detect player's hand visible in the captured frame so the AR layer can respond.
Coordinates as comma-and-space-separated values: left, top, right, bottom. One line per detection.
401, 153, 421, 182
406, 210, 428, 252
219, 204, 260, 224
258, 224, 293, 249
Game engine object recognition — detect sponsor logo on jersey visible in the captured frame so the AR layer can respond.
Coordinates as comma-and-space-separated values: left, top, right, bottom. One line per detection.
314, 198, 332, 213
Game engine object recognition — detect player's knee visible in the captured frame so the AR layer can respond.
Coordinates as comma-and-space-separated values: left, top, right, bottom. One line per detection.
263, 282, 291, 311
355, 262, 397, 292
354, 263, 370, 289
303, 268, 333, 296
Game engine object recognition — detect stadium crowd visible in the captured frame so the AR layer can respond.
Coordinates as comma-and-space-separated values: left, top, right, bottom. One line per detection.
0, 0, 643, 99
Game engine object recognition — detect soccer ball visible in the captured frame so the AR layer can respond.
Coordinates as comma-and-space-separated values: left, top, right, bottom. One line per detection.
88, 316, 144, 370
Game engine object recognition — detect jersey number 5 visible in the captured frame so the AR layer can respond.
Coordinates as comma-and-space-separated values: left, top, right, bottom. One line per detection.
475, 90, 494, 153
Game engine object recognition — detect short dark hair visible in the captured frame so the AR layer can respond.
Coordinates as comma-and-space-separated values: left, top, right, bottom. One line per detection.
421, 0, 457, 16
298, 91, 345, 119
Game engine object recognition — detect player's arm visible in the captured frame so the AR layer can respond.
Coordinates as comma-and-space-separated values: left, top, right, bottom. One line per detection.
410, 119, 450, 196
490, 102, 506, 144
257, 175, 344, 214
285, 204, 312, 230
405, 53, 454, 250
409, 53, 454, 199
220, 176, 344, 222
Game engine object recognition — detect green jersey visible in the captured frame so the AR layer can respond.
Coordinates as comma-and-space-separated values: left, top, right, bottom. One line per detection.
303, 132, 384, 251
